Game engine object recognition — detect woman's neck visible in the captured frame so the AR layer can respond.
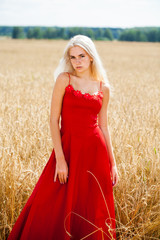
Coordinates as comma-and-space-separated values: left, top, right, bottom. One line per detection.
74, 69, 94, 82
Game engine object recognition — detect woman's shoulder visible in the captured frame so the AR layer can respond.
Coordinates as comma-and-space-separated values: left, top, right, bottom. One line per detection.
101, 82, 110, 94
55, 72, 70, 87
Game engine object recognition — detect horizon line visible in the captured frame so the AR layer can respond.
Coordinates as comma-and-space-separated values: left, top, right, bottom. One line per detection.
0, 25, 160, 29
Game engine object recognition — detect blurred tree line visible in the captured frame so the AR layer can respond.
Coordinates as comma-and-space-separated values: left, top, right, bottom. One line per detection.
119, 27, 160, 42
1, 26, 116, 40
0, 26, 160, 42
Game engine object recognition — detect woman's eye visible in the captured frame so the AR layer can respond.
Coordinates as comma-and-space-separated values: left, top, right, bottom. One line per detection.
70, 55, 85, 60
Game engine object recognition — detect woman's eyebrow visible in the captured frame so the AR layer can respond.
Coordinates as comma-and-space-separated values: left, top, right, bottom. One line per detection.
70, 53, 85, 57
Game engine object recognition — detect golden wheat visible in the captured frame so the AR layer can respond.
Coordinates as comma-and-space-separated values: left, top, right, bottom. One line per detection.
0, 39, 159, 239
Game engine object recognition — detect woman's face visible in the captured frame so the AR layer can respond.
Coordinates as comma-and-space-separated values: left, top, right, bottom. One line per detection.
69, 46, 92, 73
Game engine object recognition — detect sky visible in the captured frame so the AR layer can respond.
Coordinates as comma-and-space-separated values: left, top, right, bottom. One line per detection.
0, 0, 160, 28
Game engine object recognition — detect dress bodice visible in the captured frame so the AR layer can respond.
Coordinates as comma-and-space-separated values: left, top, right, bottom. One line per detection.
60, 75, 103, 136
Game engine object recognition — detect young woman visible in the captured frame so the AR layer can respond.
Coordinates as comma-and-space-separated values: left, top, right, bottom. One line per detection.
8, 35, 119, 240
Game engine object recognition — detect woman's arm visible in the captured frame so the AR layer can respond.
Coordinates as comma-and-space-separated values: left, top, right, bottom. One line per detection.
98, 84, 118, 186
50, 72, 67, 159
50, 72, 69, 184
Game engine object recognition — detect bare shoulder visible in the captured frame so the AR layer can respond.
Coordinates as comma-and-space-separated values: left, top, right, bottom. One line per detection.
55, 72, 70, 88
101, 82, 110, 100
50, 72, 70, 122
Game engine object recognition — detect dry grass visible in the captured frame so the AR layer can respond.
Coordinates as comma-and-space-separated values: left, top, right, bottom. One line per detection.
0, 39, 160, 239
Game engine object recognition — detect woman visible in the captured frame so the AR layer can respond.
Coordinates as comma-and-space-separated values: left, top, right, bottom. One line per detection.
8, 35, 119, 240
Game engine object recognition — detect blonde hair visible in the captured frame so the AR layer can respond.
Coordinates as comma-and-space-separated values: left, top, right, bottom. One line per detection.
54, 35, 113, 92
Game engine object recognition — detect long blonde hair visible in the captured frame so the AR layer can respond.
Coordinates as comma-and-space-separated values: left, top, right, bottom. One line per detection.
54, 35, 112, 90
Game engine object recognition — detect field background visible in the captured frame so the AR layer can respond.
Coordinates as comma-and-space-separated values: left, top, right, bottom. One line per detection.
0, 39, 160, 239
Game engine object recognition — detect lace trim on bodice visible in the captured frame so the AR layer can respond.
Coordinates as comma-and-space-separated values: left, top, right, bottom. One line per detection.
65, 84, 103, 100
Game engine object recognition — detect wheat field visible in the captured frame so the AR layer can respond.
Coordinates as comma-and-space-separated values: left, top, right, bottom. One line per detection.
0, 39, 160, 239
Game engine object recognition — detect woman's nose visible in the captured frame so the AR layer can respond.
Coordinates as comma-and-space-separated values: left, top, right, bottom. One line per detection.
75, 58, 81, 64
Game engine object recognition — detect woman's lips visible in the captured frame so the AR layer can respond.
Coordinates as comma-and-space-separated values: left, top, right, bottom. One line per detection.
76, 66, 82, 69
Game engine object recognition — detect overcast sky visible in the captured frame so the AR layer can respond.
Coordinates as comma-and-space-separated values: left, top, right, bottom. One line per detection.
0, 0, 160, 28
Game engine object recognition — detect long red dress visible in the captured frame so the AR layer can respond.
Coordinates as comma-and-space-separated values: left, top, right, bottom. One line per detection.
8, 72, 116, 240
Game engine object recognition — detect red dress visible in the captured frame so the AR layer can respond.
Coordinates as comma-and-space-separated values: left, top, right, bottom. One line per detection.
8, 72, 116, 240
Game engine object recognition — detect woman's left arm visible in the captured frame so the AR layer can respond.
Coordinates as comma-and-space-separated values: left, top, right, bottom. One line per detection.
98, 84, 119, 186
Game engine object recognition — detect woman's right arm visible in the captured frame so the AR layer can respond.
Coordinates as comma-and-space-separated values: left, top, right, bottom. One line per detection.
49, 72, 68, 184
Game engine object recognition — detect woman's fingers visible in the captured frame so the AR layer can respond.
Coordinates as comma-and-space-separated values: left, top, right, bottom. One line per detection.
60, 174, 65, 184
111, 166, 119, 187
64, 174, 68, 183
54, 160, 68, 184
54, 168, 57, 182
113, 172, 118, 187
58, 172, 68, 184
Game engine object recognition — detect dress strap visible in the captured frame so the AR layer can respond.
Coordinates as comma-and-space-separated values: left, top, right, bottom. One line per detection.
67, 72, 71, 85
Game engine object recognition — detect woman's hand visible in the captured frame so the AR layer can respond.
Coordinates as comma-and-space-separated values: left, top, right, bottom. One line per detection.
110, 165, 119, 187
54, 155, 68, 184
